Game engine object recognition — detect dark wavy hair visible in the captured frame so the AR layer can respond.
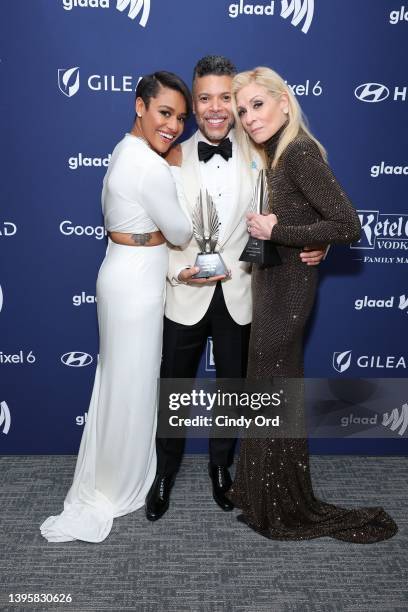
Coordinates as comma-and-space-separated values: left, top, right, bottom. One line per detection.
135, 71, 192, 116
192, 55, 237, 82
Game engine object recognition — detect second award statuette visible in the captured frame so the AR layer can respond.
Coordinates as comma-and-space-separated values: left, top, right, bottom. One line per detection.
192, 190, 228, 279
239, 169, 281, 266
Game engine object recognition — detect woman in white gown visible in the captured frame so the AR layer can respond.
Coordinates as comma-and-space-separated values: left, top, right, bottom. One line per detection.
41, 72, 192, 543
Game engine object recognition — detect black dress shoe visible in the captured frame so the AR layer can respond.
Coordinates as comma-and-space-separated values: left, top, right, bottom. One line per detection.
145, 474, 175, 521
208, 464, 234, 511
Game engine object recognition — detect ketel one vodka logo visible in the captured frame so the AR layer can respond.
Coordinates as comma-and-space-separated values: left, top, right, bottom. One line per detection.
61, 0, 151, 27
0, 401, 11, 435
351, 210, 408, 252
228, 0, 314, 34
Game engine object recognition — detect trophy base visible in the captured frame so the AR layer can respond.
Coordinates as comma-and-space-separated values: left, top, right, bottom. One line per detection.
192, 253, 228, 278
239, 237, 282, 266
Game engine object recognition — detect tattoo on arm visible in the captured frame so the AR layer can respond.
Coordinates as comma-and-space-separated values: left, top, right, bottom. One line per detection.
131, 233, 152, 245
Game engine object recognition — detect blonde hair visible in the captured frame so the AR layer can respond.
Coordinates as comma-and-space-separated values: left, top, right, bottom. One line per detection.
232, 66, 326, 169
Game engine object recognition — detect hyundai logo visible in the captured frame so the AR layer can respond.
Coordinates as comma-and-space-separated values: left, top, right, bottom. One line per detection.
61, 352, 93, 367
354, 83, 389, 103
333, 350, 352, 373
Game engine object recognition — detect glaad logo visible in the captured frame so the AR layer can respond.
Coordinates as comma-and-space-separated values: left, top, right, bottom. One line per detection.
280, 0, 314, 33
340, 405, 408, 437
0, 401, 11, 435
228, 0, 314, 34
116, 0, 151, 26
389, 6, 408, 24
73, 292, 97, 306
76, 412, 88, 426
61, 0, 151, 27
61, 352, 93, 367
333, 350, 352, 373
371, 162, 408, 177
58, 67, 80, 98
68, 153, 111, 170
60, 220, 106, 240
333, 351, 407, 372
354, 294, 408, 313
0, 222, 17, 237
205, 337, 215, 372
382, 403, 408, 436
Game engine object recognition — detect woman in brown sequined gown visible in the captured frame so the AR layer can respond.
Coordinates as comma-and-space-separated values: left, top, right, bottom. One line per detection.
227, 67, 397, 543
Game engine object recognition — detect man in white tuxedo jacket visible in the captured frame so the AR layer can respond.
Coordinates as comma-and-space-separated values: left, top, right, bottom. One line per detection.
146, 56, 325, 521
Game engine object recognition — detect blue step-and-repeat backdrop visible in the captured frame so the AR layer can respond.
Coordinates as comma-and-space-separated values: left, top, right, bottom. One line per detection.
1, 1, 407, 454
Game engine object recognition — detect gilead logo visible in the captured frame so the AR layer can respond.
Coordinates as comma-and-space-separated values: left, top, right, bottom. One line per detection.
58, 67, 80, 98
333, 351, 408, 373
58, 68, 142, 96
333, 350, 352, 373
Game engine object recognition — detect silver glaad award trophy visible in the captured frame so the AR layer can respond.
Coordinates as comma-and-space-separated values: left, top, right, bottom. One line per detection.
192, 189, 228, 278
239, 169, 282, 266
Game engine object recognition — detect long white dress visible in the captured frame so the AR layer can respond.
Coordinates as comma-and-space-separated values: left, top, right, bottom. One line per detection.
40, 135, 192, 542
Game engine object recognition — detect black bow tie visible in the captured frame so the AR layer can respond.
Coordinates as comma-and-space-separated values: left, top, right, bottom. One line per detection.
197, 138, 233, 163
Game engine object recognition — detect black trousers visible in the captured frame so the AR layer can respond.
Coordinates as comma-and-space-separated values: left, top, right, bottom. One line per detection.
157, 282, 251, 476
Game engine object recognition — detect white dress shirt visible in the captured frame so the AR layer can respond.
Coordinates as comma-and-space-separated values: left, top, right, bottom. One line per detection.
196, 130, 237, 243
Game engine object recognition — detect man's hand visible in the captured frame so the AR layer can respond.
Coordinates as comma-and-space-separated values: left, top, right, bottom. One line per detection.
178, 266, 228, 285
165, 144, 183, 167
300, 246, 327, 266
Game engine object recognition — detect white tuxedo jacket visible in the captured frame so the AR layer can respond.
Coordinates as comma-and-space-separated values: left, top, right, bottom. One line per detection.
165, 130, 260, 326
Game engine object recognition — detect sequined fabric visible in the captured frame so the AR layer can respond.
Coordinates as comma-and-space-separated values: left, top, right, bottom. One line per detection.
228, 130, 398, 543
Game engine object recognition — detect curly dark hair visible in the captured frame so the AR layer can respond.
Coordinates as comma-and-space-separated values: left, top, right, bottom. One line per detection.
192, 55, 237, 82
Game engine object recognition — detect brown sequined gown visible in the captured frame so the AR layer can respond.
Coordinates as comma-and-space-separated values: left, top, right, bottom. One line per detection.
228, 129, 397, 543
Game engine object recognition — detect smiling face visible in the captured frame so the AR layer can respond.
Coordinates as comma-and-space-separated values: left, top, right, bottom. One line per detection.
133, 85, 187, 154
193, 74, 235, 143
236, 82, 288, 145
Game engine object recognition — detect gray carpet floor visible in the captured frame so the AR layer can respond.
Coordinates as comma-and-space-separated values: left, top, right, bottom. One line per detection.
0, 455, 406, 612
